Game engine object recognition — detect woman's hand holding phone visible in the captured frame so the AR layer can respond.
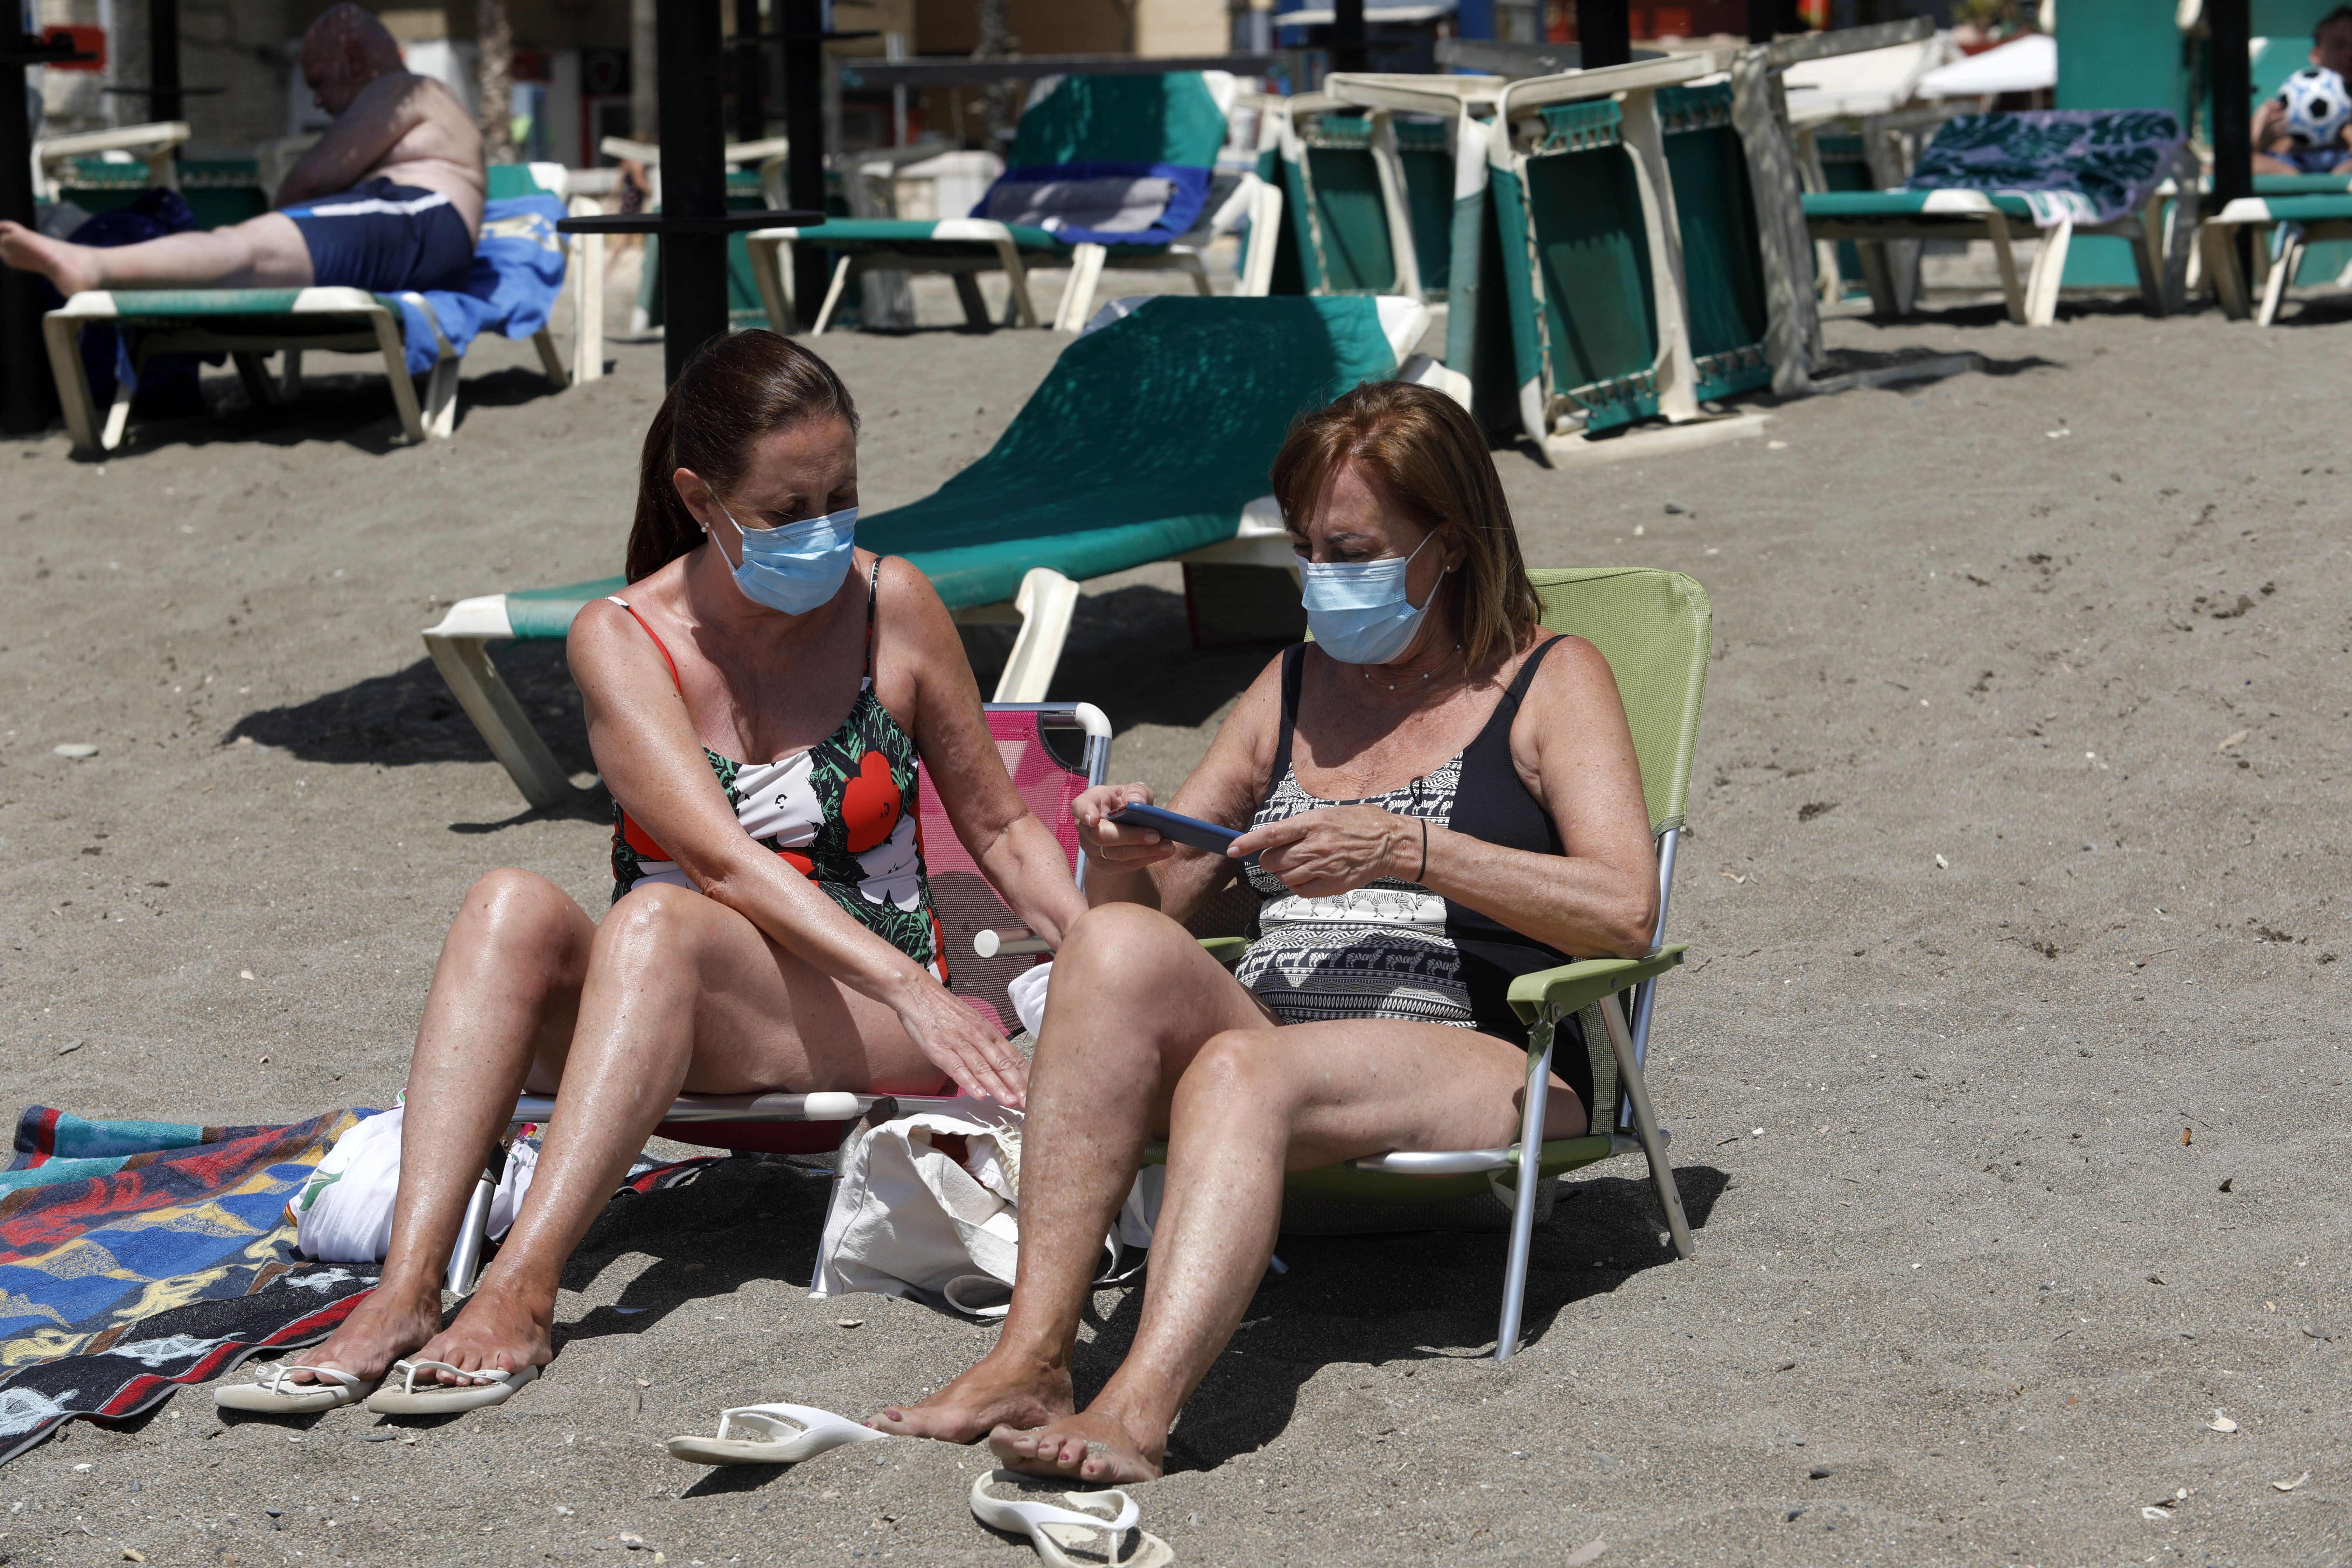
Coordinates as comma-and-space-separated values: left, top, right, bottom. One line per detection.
1072, 783, 1181, 867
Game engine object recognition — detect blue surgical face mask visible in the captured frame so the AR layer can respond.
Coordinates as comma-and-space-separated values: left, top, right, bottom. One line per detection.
1295, 530, 1442, 666
714, 499, 858, 616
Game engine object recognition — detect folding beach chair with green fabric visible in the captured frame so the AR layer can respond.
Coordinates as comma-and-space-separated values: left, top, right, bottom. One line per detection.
423, 293, 1447, 810
40, 162, 602, 454
1155, 567, 1708, 1360
1487, 55, 1777, 468
1799, 110, 2195, 327
746, 72, 1274, 335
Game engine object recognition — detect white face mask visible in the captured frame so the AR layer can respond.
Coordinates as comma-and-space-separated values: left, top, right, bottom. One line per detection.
1295, 531, 1440, 666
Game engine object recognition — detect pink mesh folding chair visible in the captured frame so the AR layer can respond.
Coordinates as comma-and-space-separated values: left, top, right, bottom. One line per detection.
446, 702, 1112, 1290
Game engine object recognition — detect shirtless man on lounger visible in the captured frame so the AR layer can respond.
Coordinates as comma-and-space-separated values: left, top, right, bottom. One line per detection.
0, 4, 483, 297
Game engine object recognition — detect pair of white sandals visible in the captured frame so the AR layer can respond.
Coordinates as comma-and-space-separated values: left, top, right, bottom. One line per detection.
663, 1405, 1171, 1568
213, 1358, 539, 1416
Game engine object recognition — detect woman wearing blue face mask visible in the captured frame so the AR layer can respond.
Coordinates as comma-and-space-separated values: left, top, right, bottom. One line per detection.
872, 379, 1660, 1480
231, 331, 1088, 1416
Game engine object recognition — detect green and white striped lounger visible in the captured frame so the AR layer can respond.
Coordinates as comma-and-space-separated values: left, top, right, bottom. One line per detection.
1798, 140, 2191, 327
44, 287, 429, 451
39, 162, 599, 455
425, 293, 1448, 809
2202, 188, 2352, 325
747, 71, 1275, 335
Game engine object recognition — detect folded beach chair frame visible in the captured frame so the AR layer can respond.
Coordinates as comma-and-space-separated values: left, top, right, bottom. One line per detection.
39, 162, 604, 455
747, 72, 1278, 336
1275, 76, 1500, 306
1799, 134, 2198, 328
1486, 56, 1776, 468
424, 294, 1441, 813
429, 700, 1113, 1294
2200, 173, 2352, 324
1161, 567, 1705, 1362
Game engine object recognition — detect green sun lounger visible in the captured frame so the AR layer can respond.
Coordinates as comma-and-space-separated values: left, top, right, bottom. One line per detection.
2203, 177, 2352, 324
40, 162, 603, 454
745, 72, 1276, 335
1797, 112, 2196, 327
424, 292, 1443, 809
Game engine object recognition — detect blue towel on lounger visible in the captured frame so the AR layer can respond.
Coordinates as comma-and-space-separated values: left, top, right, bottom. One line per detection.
386, 192, 568, 374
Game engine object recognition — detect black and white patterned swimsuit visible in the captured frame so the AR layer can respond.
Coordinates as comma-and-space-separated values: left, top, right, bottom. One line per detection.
1233, 638, 1586, 1076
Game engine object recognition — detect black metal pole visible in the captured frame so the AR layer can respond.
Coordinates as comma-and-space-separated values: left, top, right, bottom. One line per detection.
782, 0, 826, 328
659, 0, 730, 382
2210, 0, 2252, 278
151, 0, 181, 124
2, 47, 56, 435
1332, 0, 1368, 74
1577, 0, 1632, 69
1746, 0, 1774, 43
734, 0, 764, 145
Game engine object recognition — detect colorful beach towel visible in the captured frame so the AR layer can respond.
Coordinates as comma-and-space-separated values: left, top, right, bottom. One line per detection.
1903, 110, 2186, 227
0, 1107, 719, 1465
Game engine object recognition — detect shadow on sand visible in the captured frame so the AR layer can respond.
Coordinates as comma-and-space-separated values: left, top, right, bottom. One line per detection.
72, 364, 574, 462
528, 1150, 1729, 1484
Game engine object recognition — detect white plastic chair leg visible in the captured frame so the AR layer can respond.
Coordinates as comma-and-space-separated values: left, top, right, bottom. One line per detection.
1053, 244, 1108, 333
422, 633, 577, 810
2258, 233, 2298, 326
422, 353, 461, 437
2024, 216, 2071, 326
992, 567, 1081, 702
812, 254, 856, 335
1984, 212, 2028, 325
42, 313, 103, 453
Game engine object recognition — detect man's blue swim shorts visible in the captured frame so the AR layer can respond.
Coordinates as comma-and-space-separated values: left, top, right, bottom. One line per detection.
282, 177, 475, 292
2269, 144, 2352, 175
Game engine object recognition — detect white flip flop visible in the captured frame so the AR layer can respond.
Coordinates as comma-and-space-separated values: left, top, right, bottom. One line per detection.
213, 1362, 370, 1414
665, 1402, 890, 1466
969, 1469, 1174, 1568
362, 1358, 539, 1415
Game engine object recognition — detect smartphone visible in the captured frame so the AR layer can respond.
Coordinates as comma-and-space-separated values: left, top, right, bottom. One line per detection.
1110, 802, 1240, 856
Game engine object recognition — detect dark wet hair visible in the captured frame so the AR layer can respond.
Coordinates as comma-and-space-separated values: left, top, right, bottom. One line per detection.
2320, 5, 2352, 37
626, 330, 860, 582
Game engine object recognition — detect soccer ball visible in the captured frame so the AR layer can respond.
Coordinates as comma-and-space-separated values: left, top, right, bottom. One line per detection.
2279, 65, 2352, 149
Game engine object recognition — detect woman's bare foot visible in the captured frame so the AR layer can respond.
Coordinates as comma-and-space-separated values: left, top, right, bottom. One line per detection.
401, 1279, 554, 1385
988, 1406, 1163, 1484
868, 1351, 1072, 1442
274, 1285, 441, 1387
0, 222, 101, 296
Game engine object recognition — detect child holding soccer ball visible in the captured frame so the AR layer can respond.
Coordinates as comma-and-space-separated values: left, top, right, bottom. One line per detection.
2254, 6, 2352, 174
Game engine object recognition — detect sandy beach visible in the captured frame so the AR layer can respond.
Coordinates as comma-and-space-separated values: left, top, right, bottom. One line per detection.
2, 288, 2348, 1566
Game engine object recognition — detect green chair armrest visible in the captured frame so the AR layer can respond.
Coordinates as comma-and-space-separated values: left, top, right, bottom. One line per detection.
1506, 944, 1686, 1024
1197, 936, 1249, 969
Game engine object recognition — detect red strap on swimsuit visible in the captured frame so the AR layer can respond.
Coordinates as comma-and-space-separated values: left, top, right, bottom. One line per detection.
607, 597, 683, 693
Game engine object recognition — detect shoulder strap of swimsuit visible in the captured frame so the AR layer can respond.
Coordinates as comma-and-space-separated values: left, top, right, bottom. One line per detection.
864, 556, 882, 680
1502, 634, 1567, 707
606, 595, 682, 694
1269, 642, 1307, 785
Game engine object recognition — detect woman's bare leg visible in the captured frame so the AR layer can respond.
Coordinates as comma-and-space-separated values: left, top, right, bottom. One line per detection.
869, 903, 1274, 1440
402, 881, 943, 1384
988, 1017, 1586, 1484
281, 867, 595, 1386
0, 214, 313, 297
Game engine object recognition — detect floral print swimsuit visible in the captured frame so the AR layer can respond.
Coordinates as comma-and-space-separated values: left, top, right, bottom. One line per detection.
606, 560, 949, 983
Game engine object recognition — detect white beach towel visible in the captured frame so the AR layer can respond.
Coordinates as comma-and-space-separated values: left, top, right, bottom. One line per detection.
812, 1097, 1162, 1317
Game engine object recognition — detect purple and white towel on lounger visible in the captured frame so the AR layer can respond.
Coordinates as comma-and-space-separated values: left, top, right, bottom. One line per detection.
1902, 110, 2186, 227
